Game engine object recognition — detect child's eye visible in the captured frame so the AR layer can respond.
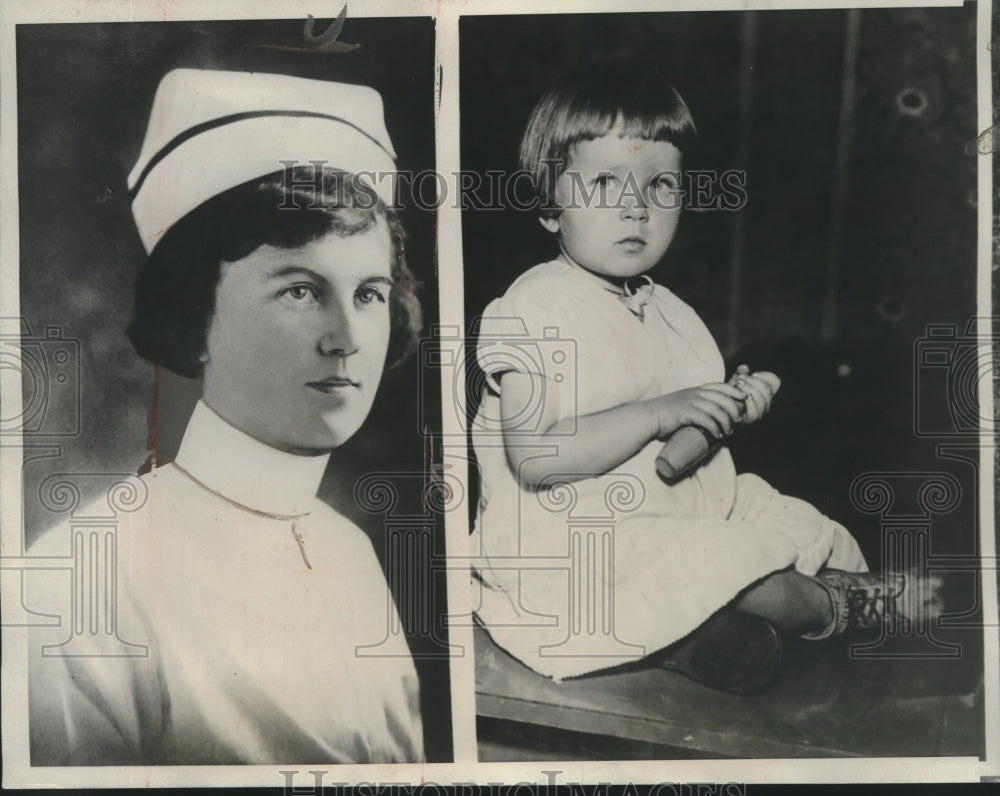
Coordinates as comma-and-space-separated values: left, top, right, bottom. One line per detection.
594, 173, 616, 187
356, 285, 388, 305
652, 174, 679, 190
280, 284, 319, 302
650, 174, 683, 209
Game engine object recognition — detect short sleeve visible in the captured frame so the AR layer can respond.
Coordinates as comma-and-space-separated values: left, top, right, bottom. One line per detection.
474, 285, 578, 427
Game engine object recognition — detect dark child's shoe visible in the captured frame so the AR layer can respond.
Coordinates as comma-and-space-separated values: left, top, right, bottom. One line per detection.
802, 568, 945, 640
652, 609, 783, 695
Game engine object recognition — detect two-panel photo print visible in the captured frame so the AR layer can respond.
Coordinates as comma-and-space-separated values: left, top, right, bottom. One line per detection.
0, 0, 996, 791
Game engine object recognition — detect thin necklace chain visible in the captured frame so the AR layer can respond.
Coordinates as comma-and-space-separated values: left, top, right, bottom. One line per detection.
170, 460, 313, 569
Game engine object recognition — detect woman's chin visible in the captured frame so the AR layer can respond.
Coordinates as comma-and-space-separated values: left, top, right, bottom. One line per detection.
284, 425, 357, 455
249, 416, 362, 456
267, 437, 341, 456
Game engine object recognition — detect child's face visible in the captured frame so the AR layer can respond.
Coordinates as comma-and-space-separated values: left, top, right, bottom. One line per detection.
542, 126, 683, 279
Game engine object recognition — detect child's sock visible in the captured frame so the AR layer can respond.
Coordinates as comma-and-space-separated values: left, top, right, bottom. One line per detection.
800, 575, 840, 640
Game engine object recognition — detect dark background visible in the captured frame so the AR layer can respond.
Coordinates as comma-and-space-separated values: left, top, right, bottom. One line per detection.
16, 17, 451, 762
460, 5, 981, 570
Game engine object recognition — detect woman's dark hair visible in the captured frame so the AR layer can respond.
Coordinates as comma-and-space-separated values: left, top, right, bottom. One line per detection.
518, 59, 697, 218
128, 168, 421, 378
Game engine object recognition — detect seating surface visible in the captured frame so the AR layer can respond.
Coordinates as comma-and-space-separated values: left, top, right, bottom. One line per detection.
474, 624, 984, 760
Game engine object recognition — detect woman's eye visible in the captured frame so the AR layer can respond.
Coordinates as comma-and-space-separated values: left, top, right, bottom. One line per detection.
281, 284, 319, 301
594, 173, 615, 187
356, 285, 388, 305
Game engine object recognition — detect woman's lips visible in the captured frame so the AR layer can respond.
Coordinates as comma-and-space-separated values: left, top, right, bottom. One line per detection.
308, 377, 359, 394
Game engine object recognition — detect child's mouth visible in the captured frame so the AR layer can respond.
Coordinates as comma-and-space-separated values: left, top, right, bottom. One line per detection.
616, 237, 646, 252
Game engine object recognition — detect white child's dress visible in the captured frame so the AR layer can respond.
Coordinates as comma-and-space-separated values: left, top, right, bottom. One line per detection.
471, 259, 867, 681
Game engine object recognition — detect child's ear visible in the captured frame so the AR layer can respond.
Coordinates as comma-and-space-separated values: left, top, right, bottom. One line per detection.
539, 216, 560, 234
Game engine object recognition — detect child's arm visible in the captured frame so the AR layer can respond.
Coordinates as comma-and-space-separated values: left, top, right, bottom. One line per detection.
655, 366, 782, 479
499, 370, 745, 486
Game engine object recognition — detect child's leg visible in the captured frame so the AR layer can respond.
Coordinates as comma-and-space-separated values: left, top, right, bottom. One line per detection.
731, 570, 832, 634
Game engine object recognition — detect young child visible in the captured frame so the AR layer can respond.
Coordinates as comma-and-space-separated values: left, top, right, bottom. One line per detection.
470, 60, 938, 692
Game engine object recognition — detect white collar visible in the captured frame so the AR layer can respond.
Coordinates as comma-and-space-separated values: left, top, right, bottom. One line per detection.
172, 400, 330, 517
555, 254, 657, 319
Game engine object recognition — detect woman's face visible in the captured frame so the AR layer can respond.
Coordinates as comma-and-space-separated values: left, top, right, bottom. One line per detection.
201, 220, 393, 454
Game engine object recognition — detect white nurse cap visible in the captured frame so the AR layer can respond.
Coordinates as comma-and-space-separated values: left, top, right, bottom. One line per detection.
127, 68, 397, 254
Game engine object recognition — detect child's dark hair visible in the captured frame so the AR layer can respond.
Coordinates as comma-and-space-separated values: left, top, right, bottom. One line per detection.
127, 168, 422, 378
518, 59, 697, 218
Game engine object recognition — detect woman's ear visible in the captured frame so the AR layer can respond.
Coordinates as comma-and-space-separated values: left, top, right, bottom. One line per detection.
539, 216, 560, 234
199, 351, 210, 364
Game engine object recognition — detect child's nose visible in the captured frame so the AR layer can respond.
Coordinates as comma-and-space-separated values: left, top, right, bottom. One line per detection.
621, 191, 650, 222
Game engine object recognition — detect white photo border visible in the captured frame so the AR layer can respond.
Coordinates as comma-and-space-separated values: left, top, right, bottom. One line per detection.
1, 0, 995, 788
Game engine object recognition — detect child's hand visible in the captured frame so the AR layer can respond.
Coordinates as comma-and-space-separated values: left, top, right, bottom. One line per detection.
732, 366, 781, 425
650, 383, 746, 441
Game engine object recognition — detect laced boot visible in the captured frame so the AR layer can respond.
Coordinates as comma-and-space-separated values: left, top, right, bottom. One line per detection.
802, 568, 944, 640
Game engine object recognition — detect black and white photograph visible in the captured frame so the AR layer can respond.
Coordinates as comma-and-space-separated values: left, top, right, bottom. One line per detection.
0, 0, 997, 790
460, 3, 994, 764
1, 5, 451, 778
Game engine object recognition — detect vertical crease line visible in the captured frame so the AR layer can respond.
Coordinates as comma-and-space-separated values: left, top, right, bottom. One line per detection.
88, 531, 98, 636
726, 10, 757, 356
405, 530, 415, 632
601, 527, 615, 637
587, 529, 601, 636
422, 529, 432, 637
291, 522, 312, 570
73, 530, 84, 635
391, 529, 402, 635
571, 531, 581, 636
150, 365, 159, 470
822, 8, 862, 343
104, 531, 114, 635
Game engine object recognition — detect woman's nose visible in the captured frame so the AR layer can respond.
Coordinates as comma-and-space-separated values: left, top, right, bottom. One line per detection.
316, 305, 358, 357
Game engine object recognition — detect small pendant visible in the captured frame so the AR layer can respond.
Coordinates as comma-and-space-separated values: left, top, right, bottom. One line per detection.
291, 522, 313, 570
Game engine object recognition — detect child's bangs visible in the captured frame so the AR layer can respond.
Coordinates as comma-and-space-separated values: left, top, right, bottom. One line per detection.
614, 105, 697, 150
560, 101, 619, 150
559, 92, 696, 157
